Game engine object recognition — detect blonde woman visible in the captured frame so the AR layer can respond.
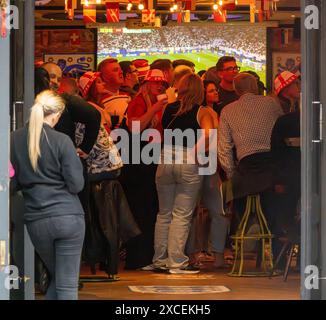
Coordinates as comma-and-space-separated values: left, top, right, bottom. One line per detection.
10, 90, 85, 300
151, 74, 205, 274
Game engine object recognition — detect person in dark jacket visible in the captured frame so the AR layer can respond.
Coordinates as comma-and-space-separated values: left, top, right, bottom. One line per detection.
11, 90, 85, 300
41, 62, 101, 157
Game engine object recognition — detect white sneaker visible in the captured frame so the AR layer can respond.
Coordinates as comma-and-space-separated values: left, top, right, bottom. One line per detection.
141, 264, 156, 271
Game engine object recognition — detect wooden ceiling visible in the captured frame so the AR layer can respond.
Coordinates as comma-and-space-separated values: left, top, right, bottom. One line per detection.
35, 0, 301, 26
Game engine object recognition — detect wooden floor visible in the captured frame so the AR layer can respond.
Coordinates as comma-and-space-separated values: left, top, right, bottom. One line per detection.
77, 261, 300, 300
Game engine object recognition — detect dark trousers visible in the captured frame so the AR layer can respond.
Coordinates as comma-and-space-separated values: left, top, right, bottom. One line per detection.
120, 163, 159, 269
26, 215, 85, 300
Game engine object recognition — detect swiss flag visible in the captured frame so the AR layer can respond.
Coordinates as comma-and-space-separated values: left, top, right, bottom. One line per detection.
142, 9, 156, 23
106, 2, 120, 23
83, 4, 96, 24
70, 31, 81, 45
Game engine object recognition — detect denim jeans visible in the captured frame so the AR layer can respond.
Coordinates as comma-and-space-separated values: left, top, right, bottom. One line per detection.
187, 172, 230, 254
26, 215, 85, 300
153, 158, 203, 269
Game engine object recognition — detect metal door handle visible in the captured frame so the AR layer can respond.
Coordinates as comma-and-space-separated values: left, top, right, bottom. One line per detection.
312, 101, 323, 143
12, 101, 24, 131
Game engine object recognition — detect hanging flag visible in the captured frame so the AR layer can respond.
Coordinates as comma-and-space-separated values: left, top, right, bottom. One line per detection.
83, 4, 96, 24
185, 0, 195, 11
250, 0, 256, 23
177, 11, 182, 24
256, 0, 265, 22
65, 0, 77, 20
222, 0, 236, 11
184, 10, 191, 23
1, 7, 7, 38
142, 9, 156, 23
106, 2, 120, 23
213, 9, 226, 23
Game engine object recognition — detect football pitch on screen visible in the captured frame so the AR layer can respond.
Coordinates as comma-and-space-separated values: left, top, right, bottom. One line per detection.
98, 51, 266, 85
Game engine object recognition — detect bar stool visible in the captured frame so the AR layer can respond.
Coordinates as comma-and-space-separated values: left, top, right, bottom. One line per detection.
228, 194, 274, 277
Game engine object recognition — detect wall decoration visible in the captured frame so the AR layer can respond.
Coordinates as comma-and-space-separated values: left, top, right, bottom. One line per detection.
35, 29, 96, 63
272, 52, 301, 81
44, 53, 95, 75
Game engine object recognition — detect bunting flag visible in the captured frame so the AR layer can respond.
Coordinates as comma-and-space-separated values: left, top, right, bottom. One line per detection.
65, 0, 77, 20
222, 0, 236, 11
142, 9, 156, 23
177, 11, 182, 24
184, 10, 191, 23
106, 2, 120, 23
83, 4, 96, 24
1, 7, 7, 38
213, 9, 226, 23
185, 0, 195, 11
250, 0, 256, 23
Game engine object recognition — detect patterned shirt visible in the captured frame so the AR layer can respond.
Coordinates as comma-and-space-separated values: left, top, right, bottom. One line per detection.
75, 124, 123, 174
217, 93, 283, 178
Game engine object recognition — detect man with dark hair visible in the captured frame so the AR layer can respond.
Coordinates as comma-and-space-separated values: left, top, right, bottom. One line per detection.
150, 59, 174, 86
172, 59, 195, 73
216, 56, 240, 115
119, 61, 139, 98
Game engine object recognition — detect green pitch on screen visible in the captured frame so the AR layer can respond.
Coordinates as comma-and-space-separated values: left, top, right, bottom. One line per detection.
98, 51, 266, 86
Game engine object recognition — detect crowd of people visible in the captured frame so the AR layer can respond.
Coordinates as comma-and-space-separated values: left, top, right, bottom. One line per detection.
10, 54, 301, 299
98, 25, 266, 63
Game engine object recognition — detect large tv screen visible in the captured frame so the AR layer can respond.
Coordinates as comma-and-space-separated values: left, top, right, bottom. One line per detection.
98, 24, 267, 84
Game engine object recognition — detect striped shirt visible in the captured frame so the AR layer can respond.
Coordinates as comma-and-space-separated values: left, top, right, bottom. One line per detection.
217, 93, 283, 178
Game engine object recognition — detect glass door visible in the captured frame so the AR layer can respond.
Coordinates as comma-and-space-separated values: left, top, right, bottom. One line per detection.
301, 0, 326, 300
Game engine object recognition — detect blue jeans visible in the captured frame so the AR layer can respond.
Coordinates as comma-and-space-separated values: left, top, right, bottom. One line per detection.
153, 160, 203, 269
26, 215, 85, 300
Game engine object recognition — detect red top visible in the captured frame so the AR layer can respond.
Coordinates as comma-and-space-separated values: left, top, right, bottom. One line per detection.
127, 94, 163, 142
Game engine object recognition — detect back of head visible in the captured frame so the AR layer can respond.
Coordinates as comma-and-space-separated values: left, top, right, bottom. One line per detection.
28, 90, 65, 171
173, 65, 193, 89
119, 61, 133, 78
172, 59, 195, 70
204, 66, 220, 87
177, 73, 204, 115
35, 67, 50, 96
150, 59, 172, 71
233, 73, 259, 96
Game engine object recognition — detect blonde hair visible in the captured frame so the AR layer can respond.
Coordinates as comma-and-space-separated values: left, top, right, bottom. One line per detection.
233, 73, 258, 96
176, 74, 204, 116
173, 65, 193, 89
28, 90, 65, 171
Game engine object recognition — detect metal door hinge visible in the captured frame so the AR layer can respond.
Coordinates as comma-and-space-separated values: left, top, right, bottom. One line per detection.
0, 240, 6, 266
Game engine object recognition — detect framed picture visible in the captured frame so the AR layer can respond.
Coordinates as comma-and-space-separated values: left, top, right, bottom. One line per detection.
272, 52, 301, 81
44, 53, 95, 76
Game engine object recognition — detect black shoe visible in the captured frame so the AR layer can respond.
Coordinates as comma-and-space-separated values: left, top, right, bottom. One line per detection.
153, 266, 169, 274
